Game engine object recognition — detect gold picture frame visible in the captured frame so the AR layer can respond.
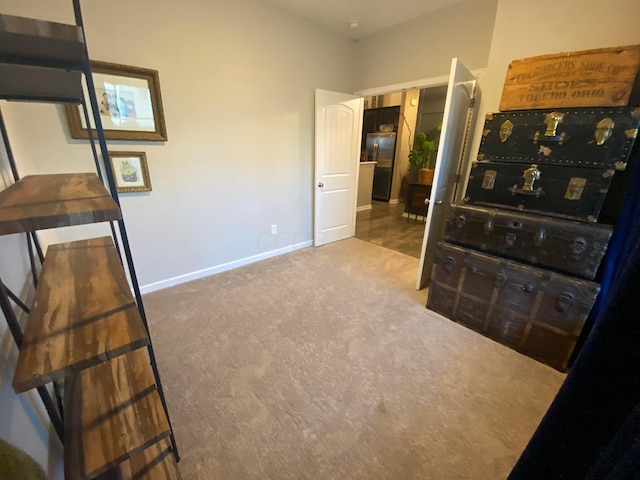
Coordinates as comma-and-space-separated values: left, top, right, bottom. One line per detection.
65, 61, 167, 141
108, 151, 152, 193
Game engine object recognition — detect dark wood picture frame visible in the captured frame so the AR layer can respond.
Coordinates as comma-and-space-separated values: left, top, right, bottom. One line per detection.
108, 151, 152, 193
65, 61, 167, 141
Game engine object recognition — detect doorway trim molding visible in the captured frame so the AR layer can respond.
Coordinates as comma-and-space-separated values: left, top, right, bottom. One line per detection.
354, 68, 486, 98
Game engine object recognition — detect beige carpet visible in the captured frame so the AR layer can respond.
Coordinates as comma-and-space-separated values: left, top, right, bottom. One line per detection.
144, 238, 565, 480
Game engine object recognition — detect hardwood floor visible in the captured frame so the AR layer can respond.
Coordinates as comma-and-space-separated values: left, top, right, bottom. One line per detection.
355, 201, 425, 258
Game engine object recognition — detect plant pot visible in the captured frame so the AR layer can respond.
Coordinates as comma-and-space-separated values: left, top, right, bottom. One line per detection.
418, 168, 434, 185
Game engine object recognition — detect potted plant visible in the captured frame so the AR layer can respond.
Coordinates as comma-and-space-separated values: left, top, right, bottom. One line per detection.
408, 125, 441, 185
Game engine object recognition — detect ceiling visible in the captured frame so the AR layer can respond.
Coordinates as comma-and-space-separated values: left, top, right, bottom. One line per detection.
257, 0, 462, 40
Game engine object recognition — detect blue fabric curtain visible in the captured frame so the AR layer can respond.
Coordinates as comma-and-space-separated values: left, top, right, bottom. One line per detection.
508, 148, 640, 479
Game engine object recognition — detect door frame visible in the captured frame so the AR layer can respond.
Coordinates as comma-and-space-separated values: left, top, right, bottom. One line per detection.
350, 68, 485, 275
354, 68, 485, 98
352, 69, 486, 207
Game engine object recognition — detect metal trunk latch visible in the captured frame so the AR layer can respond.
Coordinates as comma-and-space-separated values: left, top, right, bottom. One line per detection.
444, 256, 456, 273
483, 219, 493, 235
499, 120, 514, 143
565, 177, 587, 200
571, 237, 587, 257
557, 292, 574, 313
509, 165, 545, 197
522, 165, 541, 191
544, 112, 565, 137
594, 117, 614, 145
482, 170, 497, 190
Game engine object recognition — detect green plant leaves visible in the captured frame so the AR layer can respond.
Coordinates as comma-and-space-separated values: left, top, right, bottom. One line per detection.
409, 132, 436, 168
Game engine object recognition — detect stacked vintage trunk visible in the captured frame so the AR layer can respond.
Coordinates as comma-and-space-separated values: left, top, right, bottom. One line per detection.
427, 46, 640, 371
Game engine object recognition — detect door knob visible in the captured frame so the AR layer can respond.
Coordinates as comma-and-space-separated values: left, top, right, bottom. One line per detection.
318, 182, 324, 188
425, 199, 443, 205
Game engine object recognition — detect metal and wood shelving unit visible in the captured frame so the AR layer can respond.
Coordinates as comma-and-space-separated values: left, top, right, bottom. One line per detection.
0, 2, 181, 479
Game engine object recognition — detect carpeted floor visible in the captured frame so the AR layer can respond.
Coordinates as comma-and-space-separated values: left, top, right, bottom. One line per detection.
144, 238, 565, 480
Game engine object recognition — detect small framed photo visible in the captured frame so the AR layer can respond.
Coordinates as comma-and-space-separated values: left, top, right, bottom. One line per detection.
65, 61, 167, 141
108, 151, 152, 193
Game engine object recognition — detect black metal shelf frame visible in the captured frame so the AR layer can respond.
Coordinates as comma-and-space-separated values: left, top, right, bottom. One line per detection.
0, 0, 179, 466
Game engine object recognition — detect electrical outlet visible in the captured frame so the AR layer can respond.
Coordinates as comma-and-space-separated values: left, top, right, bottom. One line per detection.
271, 224, 277, 235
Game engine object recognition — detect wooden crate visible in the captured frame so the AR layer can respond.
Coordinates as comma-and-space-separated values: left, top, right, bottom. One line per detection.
499, 45, 640, 111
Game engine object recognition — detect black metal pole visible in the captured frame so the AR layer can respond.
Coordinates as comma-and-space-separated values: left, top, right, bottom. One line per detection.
36, 386, 63, 442
53, 381, 64, 424
0, 281, 24, 346
25, 234, 38, 288
72, 0, 179, 461
5, 285, 30, 314
0, 108, 19, 181
109, 222, 122, 263
0, 279, 64, 441
80, 97, 104, 182
114, 219, 181, 457
78, 97, 121, 254
30, 232, 45, 264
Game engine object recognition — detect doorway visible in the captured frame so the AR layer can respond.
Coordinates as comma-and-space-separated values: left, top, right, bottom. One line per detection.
354, 85, 448, 259
315, 59, 478, 290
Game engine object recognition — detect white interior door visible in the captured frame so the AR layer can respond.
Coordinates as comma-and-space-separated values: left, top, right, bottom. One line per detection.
314, 89, 364, 247
416, 58, 478, 290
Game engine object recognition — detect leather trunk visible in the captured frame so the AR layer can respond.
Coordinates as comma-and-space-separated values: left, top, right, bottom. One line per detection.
478, 108, 640, 171
464, 160, 614, 222
427, 242, 600, 371
444, 204, 613, 280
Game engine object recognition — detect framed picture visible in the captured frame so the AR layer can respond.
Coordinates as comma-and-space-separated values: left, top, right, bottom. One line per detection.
108, 151, 152, 193
65, 61, 167, 141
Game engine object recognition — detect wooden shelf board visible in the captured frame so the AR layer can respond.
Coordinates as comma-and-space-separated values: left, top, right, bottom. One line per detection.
0, 14, 84, 70
13, 236, 148, 393
0, 173, 121, 235
0, 64, 83, 103
118, 439, 182, 480
64, 349, 170, 480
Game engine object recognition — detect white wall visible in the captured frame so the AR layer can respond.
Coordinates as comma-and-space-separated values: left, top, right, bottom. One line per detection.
354, 0, 498, 90
468, 0, 640, 162
0, 0, 358, 290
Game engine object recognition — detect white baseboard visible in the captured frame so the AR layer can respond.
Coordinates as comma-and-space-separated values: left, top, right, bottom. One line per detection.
356, 204, 372, 212
140, 240, 313, 294
388, 199, 399, 204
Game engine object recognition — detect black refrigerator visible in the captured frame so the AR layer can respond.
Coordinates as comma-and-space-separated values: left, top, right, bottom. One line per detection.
365, 132, 397, 201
